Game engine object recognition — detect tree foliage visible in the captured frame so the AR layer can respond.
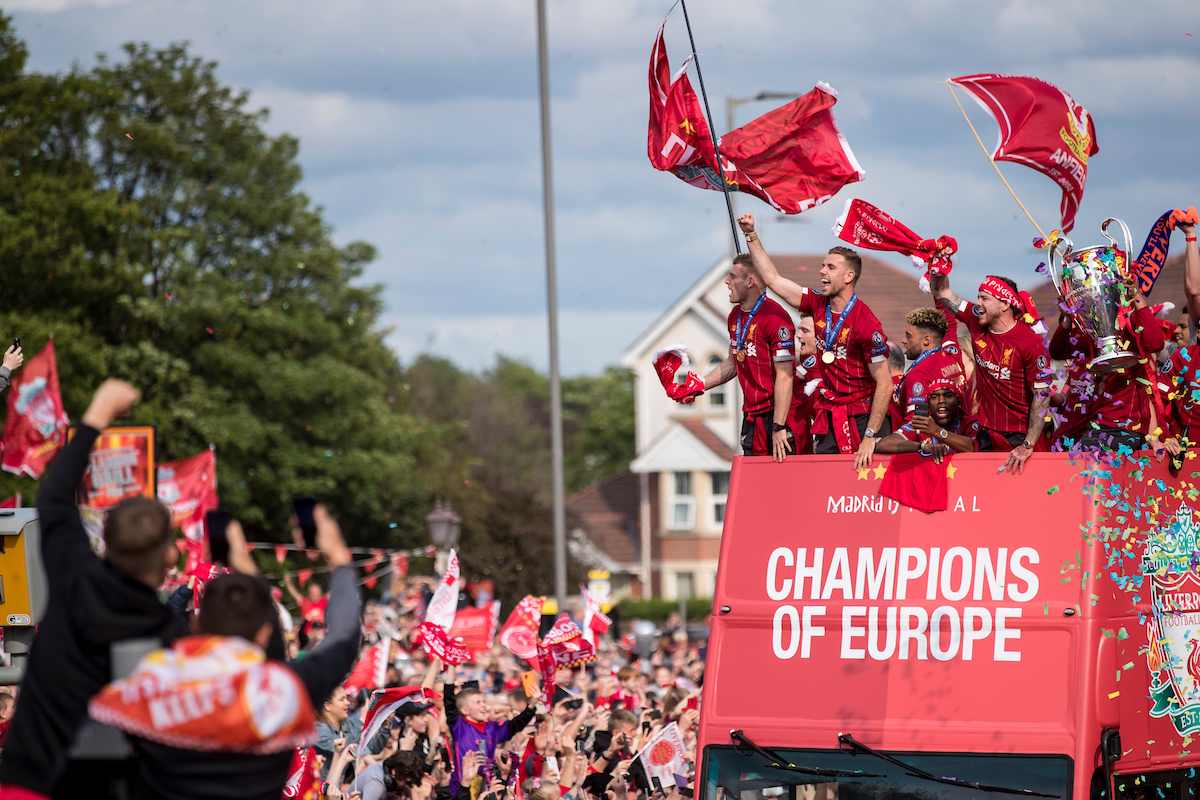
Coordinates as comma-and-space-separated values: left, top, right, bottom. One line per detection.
0, 16, 634, 607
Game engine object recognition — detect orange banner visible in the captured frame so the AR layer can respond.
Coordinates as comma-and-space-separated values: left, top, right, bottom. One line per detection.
74, 425, 157, 510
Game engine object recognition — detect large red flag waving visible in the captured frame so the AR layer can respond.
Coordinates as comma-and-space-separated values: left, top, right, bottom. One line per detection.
949, 74, 1098, 233
1, 340, 69, 478
648, 23, 863, 214
157, 448, 219, 565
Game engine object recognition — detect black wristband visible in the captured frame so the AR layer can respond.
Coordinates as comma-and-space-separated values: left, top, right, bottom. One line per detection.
772, 423, 788, 432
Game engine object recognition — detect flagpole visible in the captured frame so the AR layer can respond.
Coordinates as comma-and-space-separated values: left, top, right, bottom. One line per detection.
679, 0, 742, 256
536, 0, 568, 610
946, 81, 1047, 241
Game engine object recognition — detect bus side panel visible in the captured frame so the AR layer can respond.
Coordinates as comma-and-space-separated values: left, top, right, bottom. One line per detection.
700, 453, 1087, 760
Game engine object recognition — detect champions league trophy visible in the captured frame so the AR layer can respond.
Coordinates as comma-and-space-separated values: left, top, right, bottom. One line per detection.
1045, 217, 1139, 373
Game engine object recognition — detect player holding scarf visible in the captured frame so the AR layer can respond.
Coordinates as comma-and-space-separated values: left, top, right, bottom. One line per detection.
930, 270, 1051, 474
738, 213, 892, 469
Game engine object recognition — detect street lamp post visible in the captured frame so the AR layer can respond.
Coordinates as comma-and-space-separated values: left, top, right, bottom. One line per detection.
725, 92, 800, 258
425, 499, 461, 575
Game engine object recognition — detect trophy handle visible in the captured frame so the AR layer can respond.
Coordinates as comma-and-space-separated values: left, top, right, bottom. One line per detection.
1046, 233, 1075, 299
1101, 218, 1134, 273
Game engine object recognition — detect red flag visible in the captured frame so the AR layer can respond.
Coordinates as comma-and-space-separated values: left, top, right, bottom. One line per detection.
282, 746, 322, 799
1, 340, 69, 478
344, 639, 392, 695
274, 545, 288, 563
581, 587, 611, 643
832, 199, 958, 275
534, 616, 597, 706
392, 552, 409, 578
157, 449, 218, 556
358, 687, 427, 751
449, 601, 500, 660
0, 494, 21, 508
499, 595, 544, 660
364, 576, 377, 589
297, 569, 312, 587
949, 74, 1099, 233
649, 23, 862, 214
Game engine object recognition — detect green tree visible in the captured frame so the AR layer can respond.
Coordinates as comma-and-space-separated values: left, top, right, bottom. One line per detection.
0, 19, 429, 548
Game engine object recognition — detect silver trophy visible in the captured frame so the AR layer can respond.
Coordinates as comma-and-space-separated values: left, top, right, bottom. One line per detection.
1046, 217, 1138, 373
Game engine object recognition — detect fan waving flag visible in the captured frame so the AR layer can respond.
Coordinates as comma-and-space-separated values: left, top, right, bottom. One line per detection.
949, 74, 1098, 233
1, 340, 69, 478
358, 687, 429, 751
581, 586, 611, 645
649, 22, 863, 214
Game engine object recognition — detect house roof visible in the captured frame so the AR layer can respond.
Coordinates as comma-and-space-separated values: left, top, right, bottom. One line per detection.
566, 471, 641, 570
630, 418, 734, 473
676, 418, 737, 461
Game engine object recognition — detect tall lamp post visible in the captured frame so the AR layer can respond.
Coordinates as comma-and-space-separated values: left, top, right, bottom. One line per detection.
425, 499, 461, 576
725, 92, 800, 258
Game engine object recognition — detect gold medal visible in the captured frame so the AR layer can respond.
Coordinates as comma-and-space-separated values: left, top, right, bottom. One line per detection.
736, 350, 746, 362
822, 350, 836, 364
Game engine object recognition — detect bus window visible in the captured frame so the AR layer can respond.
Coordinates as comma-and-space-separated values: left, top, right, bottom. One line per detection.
1114, 769, 1197, 800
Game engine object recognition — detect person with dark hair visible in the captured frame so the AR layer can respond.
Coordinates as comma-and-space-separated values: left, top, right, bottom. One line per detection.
87, 504, 361, 800
929, 269, 1051, 473
684, 253, 803, 461
349, 747, 429, 800
739, 213, 893, 467
0, 379, 188, 800
894, 307, 965, 426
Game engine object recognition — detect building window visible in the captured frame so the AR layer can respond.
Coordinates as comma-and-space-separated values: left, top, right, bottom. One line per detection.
669, 471, 694, 530
707, 355, 725, 408
676, 572, 695, 600
710, 471, 730, 525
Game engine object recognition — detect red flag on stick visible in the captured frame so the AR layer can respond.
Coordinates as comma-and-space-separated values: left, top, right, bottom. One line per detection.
157, 449, 218, 557
649, 23, 863, 214
1, 340, 69, 478
948, 74, 1098, 233
0, 494, 21, 509
499, 595, 544, 661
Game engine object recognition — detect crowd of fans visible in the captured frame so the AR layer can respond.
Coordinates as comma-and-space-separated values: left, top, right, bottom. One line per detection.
0, 379, 705, 800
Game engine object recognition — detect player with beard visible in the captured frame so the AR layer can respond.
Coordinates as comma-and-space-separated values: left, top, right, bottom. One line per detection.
895, 307, 964, 425
738, 213, 892, 469
929, 271, 1050, 474
695, 254, 801, 461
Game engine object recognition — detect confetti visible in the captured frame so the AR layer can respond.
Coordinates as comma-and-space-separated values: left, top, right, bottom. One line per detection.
125, 133, 133, 140
1048, 486, 1059, 494
206, 327, 214, 334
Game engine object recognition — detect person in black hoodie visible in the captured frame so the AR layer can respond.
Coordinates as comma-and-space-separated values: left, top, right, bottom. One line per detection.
0, 379, 189, 799
89, 504, 361, 800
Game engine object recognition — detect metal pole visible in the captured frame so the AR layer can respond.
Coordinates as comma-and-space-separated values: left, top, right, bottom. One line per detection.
679, 0, 741, 256
536, 0, 568, 608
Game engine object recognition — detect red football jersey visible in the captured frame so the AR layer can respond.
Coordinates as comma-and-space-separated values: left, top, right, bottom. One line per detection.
798, 289, 888, 416
955, 301, 1050, 433
895, 306, 964, 422
1160, 344, 1200, 431
728, 296, 796, 414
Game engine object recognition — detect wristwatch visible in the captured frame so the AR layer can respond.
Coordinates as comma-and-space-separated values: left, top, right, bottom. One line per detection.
1022, 439, 1035, 449
864, 428, 877, 439
939, 428, 949, 440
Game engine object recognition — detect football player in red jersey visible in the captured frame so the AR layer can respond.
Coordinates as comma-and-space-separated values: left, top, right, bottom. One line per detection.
895, 307, 964, 425
695, 255, 801, 461
737, 213, 892, 470
929, 270, 1051, 475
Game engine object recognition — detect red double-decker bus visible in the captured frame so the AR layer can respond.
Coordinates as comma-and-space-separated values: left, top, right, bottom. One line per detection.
698, 452, 1200, 800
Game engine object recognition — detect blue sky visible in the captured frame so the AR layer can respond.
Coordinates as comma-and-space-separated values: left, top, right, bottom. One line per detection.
9, 0, 1200, 374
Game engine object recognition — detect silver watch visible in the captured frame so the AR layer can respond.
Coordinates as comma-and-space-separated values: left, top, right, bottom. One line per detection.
939, 428, 949, 440
864, 428, 877, 439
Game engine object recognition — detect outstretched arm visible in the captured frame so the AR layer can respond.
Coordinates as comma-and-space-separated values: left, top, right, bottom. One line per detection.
737, 213, 809, 308
701, 354, 736, 390
1181, 217, 1200, 330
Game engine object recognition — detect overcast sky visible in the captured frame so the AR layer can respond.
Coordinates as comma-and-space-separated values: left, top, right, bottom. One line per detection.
8, 0, 1200, 374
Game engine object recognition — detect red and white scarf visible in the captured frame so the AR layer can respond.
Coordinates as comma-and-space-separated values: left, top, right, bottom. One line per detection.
88, 635, 316, 753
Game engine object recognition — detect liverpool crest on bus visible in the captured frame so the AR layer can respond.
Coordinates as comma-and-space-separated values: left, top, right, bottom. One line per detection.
1143, 504, 1200, 735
